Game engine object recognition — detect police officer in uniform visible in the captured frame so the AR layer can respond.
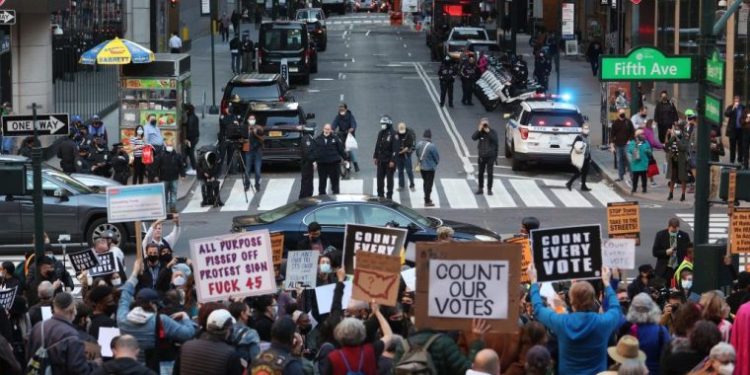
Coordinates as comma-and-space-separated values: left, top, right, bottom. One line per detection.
438, 56, 457, 107
111, 143, 131, 185
373, 115, 400, 200
90, 136, 112, 177
75, 145, 93, 174
299, 130, 317, 199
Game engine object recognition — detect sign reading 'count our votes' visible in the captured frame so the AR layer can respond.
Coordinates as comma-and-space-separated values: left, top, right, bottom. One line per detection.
530, 225, 602, 283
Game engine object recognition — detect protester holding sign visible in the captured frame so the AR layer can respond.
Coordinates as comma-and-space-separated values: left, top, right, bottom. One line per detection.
142, 215, 181, 254
527, 265, 623, 374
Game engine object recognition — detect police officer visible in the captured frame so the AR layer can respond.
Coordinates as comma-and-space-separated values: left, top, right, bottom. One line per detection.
534, 51, 552, 92
299, 129, 317, 199
57, 132, 78, 174
315, 123, 345, 195
90, 136, 112, 177
111, 143, 131, 185
75, 145, 93, 174
460, 54, 479, 106
438, 56, 457, 107
373, 115, 399, 200
241, 31, 255, 73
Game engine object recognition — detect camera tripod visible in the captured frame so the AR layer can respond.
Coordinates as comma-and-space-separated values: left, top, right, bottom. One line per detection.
220, 141, 250, 204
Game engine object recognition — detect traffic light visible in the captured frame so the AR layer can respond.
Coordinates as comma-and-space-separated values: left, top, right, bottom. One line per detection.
170, 0, 178, 8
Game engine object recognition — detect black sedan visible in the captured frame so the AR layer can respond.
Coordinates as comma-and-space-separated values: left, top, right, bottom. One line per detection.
231, 195, 501, 254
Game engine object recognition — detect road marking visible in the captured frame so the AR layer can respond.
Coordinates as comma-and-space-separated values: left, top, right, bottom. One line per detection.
372, 178, 401, 203
346, 44, 350, 48
403, 44, 407, 48
221, 179, 253, 212
307, 89, 321, 93
314, 78, 335, 81
182, 185, 212, 213
366, 30, 371, 37
352, 58, 355, 63
258, 178, 295, 211
340, 94, 345, 101
412, 62, 474, 177
588, 182, 625, 206
344, 53, 348, 58
441, 179, 479, 209
342, 30, 347, 39
483, 181, 515, 208
408, 52, 412, 57
343, 20, 352, 24
510, 179, 554, 207
407, 178, 441, 208
338, 73, 344, 79
549, 186, 594, 208
344, 62, 348, 68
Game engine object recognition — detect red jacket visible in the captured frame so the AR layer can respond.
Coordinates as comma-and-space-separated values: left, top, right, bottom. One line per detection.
326, 344, 377, 375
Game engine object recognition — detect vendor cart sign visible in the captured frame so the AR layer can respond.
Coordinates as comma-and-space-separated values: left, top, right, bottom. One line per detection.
600, 47, 695, 82
706, 51, 725, 86
705, 95, 722, 125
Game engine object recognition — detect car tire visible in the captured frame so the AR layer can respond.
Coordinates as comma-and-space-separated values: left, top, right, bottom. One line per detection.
302, 72, 311, 85
504, 141, 512, 158
86, 217, 127, 248
311, 59, 318, 73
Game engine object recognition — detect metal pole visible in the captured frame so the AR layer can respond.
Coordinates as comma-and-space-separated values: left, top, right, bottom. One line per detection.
630, 2, 640, 112
29, 103, 45, 279
209, 0, 220, 114
510, 0, 517, 55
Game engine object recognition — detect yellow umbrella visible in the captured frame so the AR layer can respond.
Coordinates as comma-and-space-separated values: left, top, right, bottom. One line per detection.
79, 37, 155, 65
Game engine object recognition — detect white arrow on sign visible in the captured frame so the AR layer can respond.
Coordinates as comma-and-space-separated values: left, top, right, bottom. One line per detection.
0, 11, 14, 24
38, 116, 67, 134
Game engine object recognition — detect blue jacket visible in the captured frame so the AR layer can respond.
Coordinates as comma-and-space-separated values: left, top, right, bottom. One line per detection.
530, 283, 622, 375
622, 322, 671, 375
116, 278, 197, 363
415, 140, 439, 171
332, 111, 357, 134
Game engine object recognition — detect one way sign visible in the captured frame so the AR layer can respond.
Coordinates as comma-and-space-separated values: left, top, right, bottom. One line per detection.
1, 114, 70, 138
0, 10, 15, 25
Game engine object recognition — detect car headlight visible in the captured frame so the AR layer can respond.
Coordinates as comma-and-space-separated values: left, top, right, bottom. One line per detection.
474, 234, 498, 242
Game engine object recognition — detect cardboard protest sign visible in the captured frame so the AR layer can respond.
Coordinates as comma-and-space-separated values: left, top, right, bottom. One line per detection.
343, 224, 407, 272
271, 232, 284, 278
352, 251, 402, 306
190, 230, 276, 303
731, 208, 750, 253
530, 225, 602, 283
315, 280, 353, 314
89, 252, 118, 277
0, 286, 17, 310
729, 170, 737, 215
68, 248, 99, 273
415, 241, 521, 333
607, 201, 640, 245
602, 238, 636, 270
284, 250, 319, 289
505, 236, 533, 283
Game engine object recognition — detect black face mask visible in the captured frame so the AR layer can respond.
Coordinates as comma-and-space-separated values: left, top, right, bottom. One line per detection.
147, 255, 159, 263
299, 325, 312, 335
105, 303, 117, 315
43, 271, 54, 280
150, 120, 157, 126
619, 114, 626, 119
160, 253, 173, 264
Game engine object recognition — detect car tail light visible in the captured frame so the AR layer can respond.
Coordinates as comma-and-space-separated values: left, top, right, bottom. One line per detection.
220, 99, 228, 115
519, 127, 529, 140
305, 48, 310, 64
256, 49, 263, 64
279, 96, 285, 102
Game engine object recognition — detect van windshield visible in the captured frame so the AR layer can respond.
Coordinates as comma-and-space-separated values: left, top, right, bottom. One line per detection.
263, 28, 305, 51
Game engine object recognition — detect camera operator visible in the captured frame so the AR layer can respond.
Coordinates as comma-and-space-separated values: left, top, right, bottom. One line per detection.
243, 115, 264, 192
659, 290, 685, 334
220, 95, 244, 172
627, 264, 655, 301
198, 146, 223, 207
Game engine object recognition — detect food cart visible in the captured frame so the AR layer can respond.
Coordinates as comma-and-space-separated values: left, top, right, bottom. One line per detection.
119, 53, 191, 153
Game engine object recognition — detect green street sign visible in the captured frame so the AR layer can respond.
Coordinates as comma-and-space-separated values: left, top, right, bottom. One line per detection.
600, 47, 695, 82
706, 51, 724, 86
705, 95, 722, 124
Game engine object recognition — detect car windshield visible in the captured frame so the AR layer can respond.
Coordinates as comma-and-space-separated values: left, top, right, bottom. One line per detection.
258, 200, 308, 223
263, 28, 305, 50
231, 84, 280, 102
528, 111, 584, 127
452, 30, 487, 41
296, 10, 322, 20
391, 203, 434, 227
43, 168, 94, 194
253, 111, 301, 126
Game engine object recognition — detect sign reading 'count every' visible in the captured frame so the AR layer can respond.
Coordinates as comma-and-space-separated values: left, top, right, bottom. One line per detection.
600, 47, 695, 82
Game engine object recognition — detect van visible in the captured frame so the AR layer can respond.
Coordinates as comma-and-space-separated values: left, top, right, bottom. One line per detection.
258, 21, 318, 85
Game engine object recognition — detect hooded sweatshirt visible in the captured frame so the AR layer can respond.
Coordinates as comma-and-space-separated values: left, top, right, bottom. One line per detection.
530, 283, 622, 375
731, 302, 750, 375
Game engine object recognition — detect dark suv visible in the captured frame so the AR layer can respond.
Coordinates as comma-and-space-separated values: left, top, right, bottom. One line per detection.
244, 102, 315, 163
220, 73, 294, 115
0, 155, 135, 252
258, 21, 318, 85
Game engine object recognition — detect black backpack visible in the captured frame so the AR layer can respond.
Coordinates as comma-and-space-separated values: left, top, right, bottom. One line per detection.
250, 348, 297, 375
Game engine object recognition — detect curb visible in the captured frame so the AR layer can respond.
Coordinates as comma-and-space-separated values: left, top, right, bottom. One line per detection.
177, 175, 197, 201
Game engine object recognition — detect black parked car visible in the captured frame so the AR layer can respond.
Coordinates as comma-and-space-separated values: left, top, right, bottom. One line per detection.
220, 73, 294, 116
243, 101, 316, 163
231, 195, 501, 255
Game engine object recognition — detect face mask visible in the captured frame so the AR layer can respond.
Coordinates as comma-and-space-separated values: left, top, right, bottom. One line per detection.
165, 146, 174, 153
399, 128, 406, 134
248, 120, 256, 126
150, 120, 157, 126
160, 253, 173, 263
381, 124, 387, 130
136, 129, 144, 136
582, 128, 590, 135
619, 114, 626, 119
717, 363, 735, 375
681, 279, 693, 289
640, 114, 647, 118
147, 255, 159, 263
111, 277, 122, 286
339, 111, 346, 116
173, 276, 186, 287
105, 303, 117, 315
319, 263, 331, 274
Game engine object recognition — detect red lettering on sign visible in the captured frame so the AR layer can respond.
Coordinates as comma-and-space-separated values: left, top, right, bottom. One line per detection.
246, 276, 262, 290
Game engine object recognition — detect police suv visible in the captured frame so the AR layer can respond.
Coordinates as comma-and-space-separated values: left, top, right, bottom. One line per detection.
504, 95, 586, 171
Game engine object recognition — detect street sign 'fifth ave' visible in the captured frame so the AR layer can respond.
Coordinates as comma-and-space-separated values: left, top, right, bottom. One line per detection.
1, 114, 71, 137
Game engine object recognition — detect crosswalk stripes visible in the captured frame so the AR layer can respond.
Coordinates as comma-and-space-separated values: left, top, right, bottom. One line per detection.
372, 178, 401, 203
676, 213, 749, 270
0, 256, 82, 297
180, 176, 624, 213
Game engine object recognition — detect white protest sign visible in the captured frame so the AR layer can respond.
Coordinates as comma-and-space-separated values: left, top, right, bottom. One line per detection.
284, 250, 319, 289
602, 238, 636, 270
106, 183, 166, 223
401, 267, 416, 291
0, 287, 16, 310
41, 306, 52, 321
315, 280, 352, 315
427, 260, 510, 320
190, 230, 276, 303
89, 252, 118, 277
98, 327, 121, 357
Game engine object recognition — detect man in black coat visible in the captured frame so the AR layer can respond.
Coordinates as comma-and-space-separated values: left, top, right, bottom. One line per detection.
472, 118, 499, 195
314, 123, 345, 195
90, 136, 112, 177
652, 217, 691, 282
299, 131, 317, 199
93, 335, 156, 375
654, 90, 679, 144
111, 143, 131, 185
183, 104, 200, 172
438, 56, 457, 107
57, 133, 78, 174
724, 95, 745, 164
373, 115, 400, 199
155, 143, 186, 213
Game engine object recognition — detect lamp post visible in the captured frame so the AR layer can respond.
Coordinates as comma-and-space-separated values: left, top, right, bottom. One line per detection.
28, 103, 45, 278
209, 0, 219, 114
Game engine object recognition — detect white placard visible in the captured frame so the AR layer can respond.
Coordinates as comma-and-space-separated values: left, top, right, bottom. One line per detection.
740, 5, 749, 36
405, 242, 416, 263
284, 250, 319, 289
201, 0, 211, 15
41, 306, 52, 321
106, 183, 166, 224
402, 0, 418, 13
98, 327, 121, 357
602, 238, 636, 270
190, 230, 276, 303
561, 3, 575, 40
540, 282, 557, 302
315, 280, 352, 315
401, 268, 416, 291
427, 260, 509, 319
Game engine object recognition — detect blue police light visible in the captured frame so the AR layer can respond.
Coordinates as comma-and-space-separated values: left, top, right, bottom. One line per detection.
560, 92, 572, 102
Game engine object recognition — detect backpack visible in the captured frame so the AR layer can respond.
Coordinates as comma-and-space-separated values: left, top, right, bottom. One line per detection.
250, 348, 296, 375
394, 334, 442, 375
26, 320, 74, 375
337, 347, 365, 375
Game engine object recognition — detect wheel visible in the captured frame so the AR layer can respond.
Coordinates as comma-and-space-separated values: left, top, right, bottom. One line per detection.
86, 217, 127, 248
311, 59, 318, 73
504, 141, 512, 158
302, 72, 311, 85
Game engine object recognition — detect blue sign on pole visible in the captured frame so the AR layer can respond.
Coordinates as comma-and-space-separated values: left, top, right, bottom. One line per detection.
280, 58, 289, 85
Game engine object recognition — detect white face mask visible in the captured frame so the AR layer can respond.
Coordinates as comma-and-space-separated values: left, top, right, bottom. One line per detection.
681, 279, 693, 290
398, 128, 406, 134
173, 276, 186, 287
339, 111, 346, 116
165, 146, 174, 153
717, 363, 735, 375
136, 129, 144, 136
248, 120, 256, 126
381, 124, 387, 130
319, 263, 331, 273
111, 277, 122, 286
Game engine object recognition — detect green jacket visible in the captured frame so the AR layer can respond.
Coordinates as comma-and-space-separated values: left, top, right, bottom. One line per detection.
395, 331, 484, 375
627, 140, 652, 172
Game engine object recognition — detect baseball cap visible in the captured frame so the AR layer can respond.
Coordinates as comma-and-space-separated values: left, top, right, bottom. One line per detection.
685, 109, 696, 118
135, 288, 160, 303
207, 309, 236, 332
